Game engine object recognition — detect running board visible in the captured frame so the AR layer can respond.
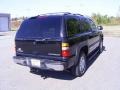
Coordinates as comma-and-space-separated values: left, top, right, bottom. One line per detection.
88, 49, 99, 61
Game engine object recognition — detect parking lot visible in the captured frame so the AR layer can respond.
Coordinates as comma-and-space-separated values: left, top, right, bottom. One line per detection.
0, 31, 120, 90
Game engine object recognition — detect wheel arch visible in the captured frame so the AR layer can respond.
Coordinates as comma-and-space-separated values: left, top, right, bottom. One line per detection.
80, 46, 88, 56
75, 45, 88, 65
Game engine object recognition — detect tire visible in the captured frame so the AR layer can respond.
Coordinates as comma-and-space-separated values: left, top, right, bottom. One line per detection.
71, 51, 87, 77
99, 40, 103, 53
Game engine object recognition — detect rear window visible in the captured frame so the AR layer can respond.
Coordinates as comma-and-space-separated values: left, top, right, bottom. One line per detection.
16, 16, 62, 39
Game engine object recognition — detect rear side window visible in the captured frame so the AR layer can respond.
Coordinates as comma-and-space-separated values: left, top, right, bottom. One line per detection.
66, 18, 80, 37
66, 17, 91, 37
79, 18, 91, 32
16, 16, 62, 39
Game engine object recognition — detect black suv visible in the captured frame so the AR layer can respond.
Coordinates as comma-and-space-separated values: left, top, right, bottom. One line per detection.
13, 12, 103, 77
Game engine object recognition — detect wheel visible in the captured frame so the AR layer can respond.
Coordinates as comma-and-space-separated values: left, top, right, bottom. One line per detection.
99, 40, 103, 53
71, 51, 87, 77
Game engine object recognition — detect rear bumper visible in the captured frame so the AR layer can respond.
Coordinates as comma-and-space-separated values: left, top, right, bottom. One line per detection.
13, 56, 67, 71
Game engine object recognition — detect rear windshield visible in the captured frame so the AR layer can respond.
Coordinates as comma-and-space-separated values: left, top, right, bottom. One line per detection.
16, 16, 62, 39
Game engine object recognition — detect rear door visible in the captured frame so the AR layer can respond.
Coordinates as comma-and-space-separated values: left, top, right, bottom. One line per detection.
15, 16, 63, 57
15, 39, 62, 57
88, 19, 100, 53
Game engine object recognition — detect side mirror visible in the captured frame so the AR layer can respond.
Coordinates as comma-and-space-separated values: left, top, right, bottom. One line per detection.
97, 25, 103, 30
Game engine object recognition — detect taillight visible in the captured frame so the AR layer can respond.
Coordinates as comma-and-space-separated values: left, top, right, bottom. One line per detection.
62, 43, 70, 57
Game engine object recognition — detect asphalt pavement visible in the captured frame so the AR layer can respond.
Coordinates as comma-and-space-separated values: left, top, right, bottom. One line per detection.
0, 32, 120, 90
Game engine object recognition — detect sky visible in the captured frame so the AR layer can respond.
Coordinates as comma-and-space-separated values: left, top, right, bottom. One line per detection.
0, 0, 120, 18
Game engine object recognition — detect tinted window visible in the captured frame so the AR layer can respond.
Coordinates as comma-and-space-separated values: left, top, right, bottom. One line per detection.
66, 18, 80, 37
89, 19, 97, 30
79, 18, 91, 33
16, 16, 62, 39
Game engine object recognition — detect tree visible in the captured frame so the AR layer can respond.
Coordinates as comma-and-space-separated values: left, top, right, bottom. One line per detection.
91, 13, 111, 25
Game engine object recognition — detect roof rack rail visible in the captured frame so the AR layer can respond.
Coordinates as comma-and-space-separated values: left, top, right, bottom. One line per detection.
59, 12, 71, 14
73, 13, 83, 16
37, 12, 85, 17
38, 12, 72, 16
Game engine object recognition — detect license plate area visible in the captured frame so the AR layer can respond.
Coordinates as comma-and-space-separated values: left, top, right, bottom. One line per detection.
31, 59, 40, 67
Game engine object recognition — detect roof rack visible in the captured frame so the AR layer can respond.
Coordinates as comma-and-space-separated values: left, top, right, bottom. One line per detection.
38, 12, 73, 16
74, 13, 83, 16
33, 12, 84, 18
